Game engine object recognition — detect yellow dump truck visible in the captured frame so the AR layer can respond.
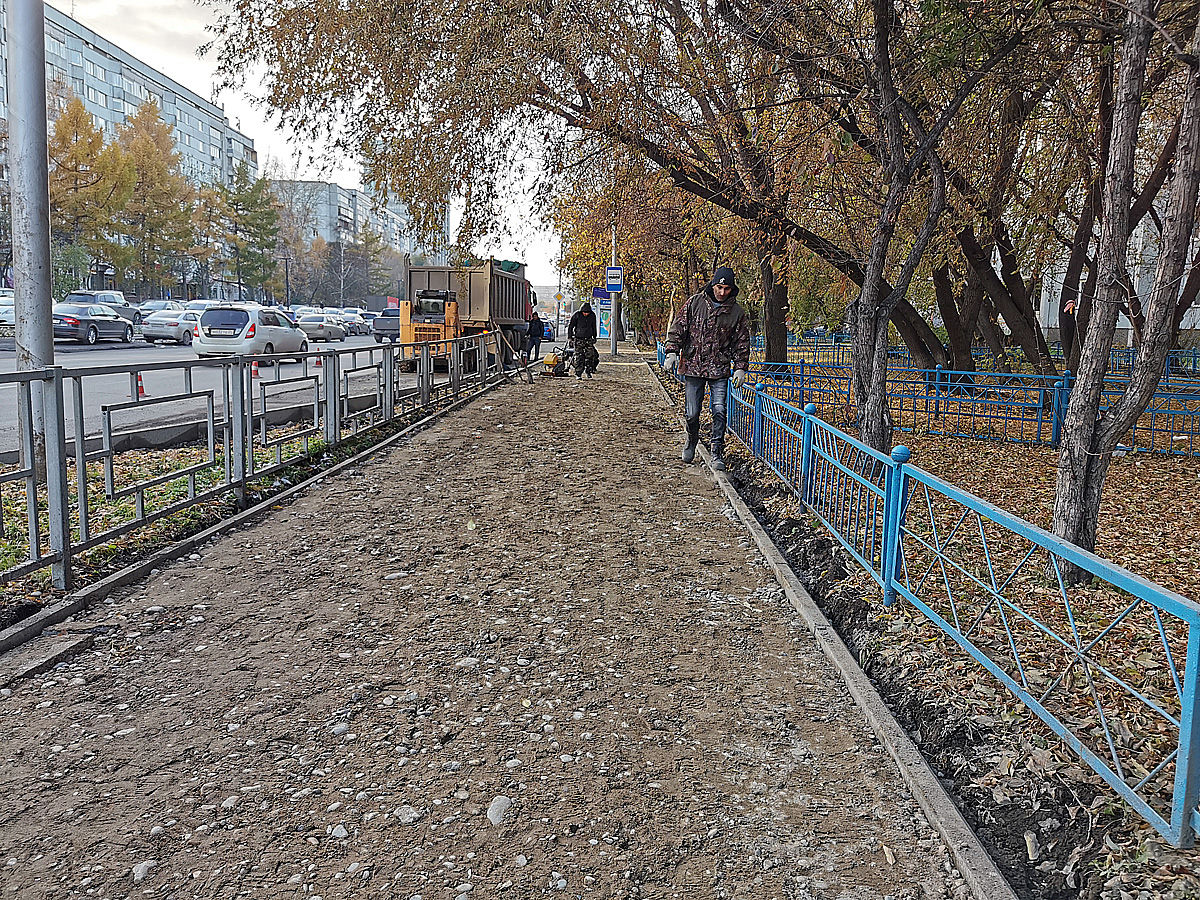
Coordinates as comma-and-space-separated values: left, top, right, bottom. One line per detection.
373, 260, 533, 357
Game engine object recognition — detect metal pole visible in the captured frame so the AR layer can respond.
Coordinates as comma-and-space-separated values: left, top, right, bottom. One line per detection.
8, 0, 55, 477
283, 256, 291, 307
610, 226, 618, 358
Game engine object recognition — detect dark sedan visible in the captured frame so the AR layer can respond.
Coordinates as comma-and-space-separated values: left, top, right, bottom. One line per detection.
52, 303, 135, 344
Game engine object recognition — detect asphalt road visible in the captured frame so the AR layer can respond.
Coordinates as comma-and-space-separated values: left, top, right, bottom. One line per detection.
0, 334, 427, 456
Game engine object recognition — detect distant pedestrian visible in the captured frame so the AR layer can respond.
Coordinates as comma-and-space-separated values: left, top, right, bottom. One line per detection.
526, 311, 544, 361
662, 266, 750, 472
567, 303, 599, 378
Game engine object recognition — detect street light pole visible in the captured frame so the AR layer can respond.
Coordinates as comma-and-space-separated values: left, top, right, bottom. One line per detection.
610, 225, 618, 358
281, 256, 292, 307
7, 0, 54, 476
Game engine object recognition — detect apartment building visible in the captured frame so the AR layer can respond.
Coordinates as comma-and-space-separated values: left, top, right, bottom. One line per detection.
272, 179, 449, 260
0, 1, 256, 186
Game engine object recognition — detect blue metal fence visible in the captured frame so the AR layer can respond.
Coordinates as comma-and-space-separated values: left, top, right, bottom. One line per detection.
726, 380, 1200, 848
741, 358, 1200, 457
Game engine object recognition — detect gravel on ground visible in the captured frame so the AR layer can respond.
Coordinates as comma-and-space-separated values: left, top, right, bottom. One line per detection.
0, 349, 968, 900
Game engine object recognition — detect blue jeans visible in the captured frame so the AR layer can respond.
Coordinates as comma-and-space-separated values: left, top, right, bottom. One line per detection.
684, 376, 729, 451
526, 337, 541, 360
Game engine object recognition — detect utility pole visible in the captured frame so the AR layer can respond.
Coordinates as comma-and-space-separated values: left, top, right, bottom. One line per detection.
610, 225, 620, 358
8, 0, 54, 477
280, 255, 292, 307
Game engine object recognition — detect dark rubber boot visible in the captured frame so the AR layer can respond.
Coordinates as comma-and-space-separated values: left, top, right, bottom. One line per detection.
682, 421, 700, 463
711, 440, 726, 472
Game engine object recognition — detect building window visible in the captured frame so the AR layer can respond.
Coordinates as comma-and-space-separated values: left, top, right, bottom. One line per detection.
69, 49, 82, 66
45, 35, 66, 57
86, 60, 106, 80
87, 86, 107, 108
71, 77, 84, 96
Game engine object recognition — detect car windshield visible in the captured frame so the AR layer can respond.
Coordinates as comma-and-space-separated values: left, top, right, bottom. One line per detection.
54, 304, 91, 315
299, 316, 325, 323
141, 301, 173, 311
201, 308, 251, 329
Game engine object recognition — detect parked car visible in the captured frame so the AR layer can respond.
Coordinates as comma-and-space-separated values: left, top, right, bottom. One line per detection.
185, 299, 219, 313
142, 309, 202, 345
361, 311, 380, 333
542, 322, 555, 341
64, 290, 142, 325
0, 289, 14, 326
298, 314, 347, 342
139, 299, 185, 314
52, 303, 135, 344
193, 304, 309, 360
341, 310, 367, 335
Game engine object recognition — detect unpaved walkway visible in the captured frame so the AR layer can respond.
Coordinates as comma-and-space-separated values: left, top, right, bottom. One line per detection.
0, 349, 966, 900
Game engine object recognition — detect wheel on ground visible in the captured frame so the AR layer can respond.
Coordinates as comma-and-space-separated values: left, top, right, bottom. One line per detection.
295, 341, 309, 361
83, 326, 99, 345
133, 313, 142, 326
339, 333, 346, 342
123, 325, 134, 343
145, 337, 156, 344
374, 335, 383, 343
180, 330, 193, 346
263, 343, 275, 365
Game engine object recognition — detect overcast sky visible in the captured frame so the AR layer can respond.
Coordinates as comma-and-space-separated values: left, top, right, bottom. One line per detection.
49, 0, 561, 285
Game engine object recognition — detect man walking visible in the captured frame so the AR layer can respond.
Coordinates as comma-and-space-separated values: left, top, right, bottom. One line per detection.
567, 302, 599, 378
526, 310, 544, 361
662, 266, 750, 472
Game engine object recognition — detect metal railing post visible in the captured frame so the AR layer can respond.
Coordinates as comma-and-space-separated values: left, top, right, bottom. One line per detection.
478, 335, 487, 388
451, 339, 462, 397
323, 352, 340, 446
230, 360, 248, 508
934, 364, 943, 417
420, 344, 432, 407
42, 368, 72, 589
799, 402, 817, 503
752, 383, 765, 457
882, 444, 911, 608
797, 358, 805, 406
382, 344, 396, 421
1170, 624, 1200, 847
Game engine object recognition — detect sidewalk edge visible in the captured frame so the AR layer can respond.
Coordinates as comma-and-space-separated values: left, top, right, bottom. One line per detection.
644, 357, 1017, 900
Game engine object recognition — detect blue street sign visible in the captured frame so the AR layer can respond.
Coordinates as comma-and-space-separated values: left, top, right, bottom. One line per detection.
606, 266, 623, 292
592, 287, 611, 300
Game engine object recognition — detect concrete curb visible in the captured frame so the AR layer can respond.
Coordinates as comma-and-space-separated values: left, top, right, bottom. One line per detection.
643, 356, 1017, 900
0, 378, 507, 662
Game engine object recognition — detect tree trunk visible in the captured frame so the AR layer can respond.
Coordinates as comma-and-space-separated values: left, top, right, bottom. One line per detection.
890, 298, 948, 369
1052, 0, 1162, 561
758, 229, 789, 366
933, 263, 981, 371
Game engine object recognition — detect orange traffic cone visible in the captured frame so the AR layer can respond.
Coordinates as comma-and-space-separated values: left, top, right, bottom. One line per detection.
314, 355, 322, 367
251, 360, 260, 379
135, 372, 148, 399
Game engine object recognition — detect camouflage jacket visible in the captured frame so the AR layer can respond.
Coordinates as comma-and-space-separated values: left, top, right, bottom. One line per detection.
664, 290, 751, 379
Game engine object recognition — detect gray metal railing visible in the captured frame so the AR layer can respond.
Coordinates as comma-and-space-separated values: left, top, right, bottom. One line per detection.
1, 332, 508, 590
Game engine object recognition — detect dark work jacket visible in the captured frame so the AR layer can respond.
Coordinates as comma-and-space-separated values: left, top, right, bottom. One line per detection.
664, 289, 750, 379
568, 309, 598, 342
527, 315, 542, 342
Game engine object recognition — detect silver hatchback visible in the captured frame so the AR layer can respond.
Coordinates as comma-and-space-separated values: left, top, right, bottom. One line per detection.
143, 309, 201, 345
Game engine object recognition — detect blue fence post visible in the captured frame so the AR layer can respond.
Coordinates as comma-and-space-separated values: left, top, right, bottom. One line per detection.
752, 383, 765, 457
799, 402, 817, 502
882, 445, 911, 608
1170, 624, 1200, 847
1051, 379, 1065, 447
934, 364, 943, 417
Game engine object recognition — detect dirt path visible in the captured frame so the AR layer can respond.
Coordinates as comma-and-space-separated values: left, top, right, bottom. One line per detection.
0, 349, 967, 900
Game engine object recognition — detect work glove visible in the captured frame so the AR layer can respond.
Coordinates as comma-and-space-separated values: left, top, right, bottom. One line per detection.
663, 353, 679, 372
731, 369, 747, 389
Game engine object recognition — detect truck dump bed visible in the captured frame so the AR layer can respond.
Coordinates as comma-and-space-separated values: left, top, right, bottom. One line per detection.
408, 262, 529, 329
